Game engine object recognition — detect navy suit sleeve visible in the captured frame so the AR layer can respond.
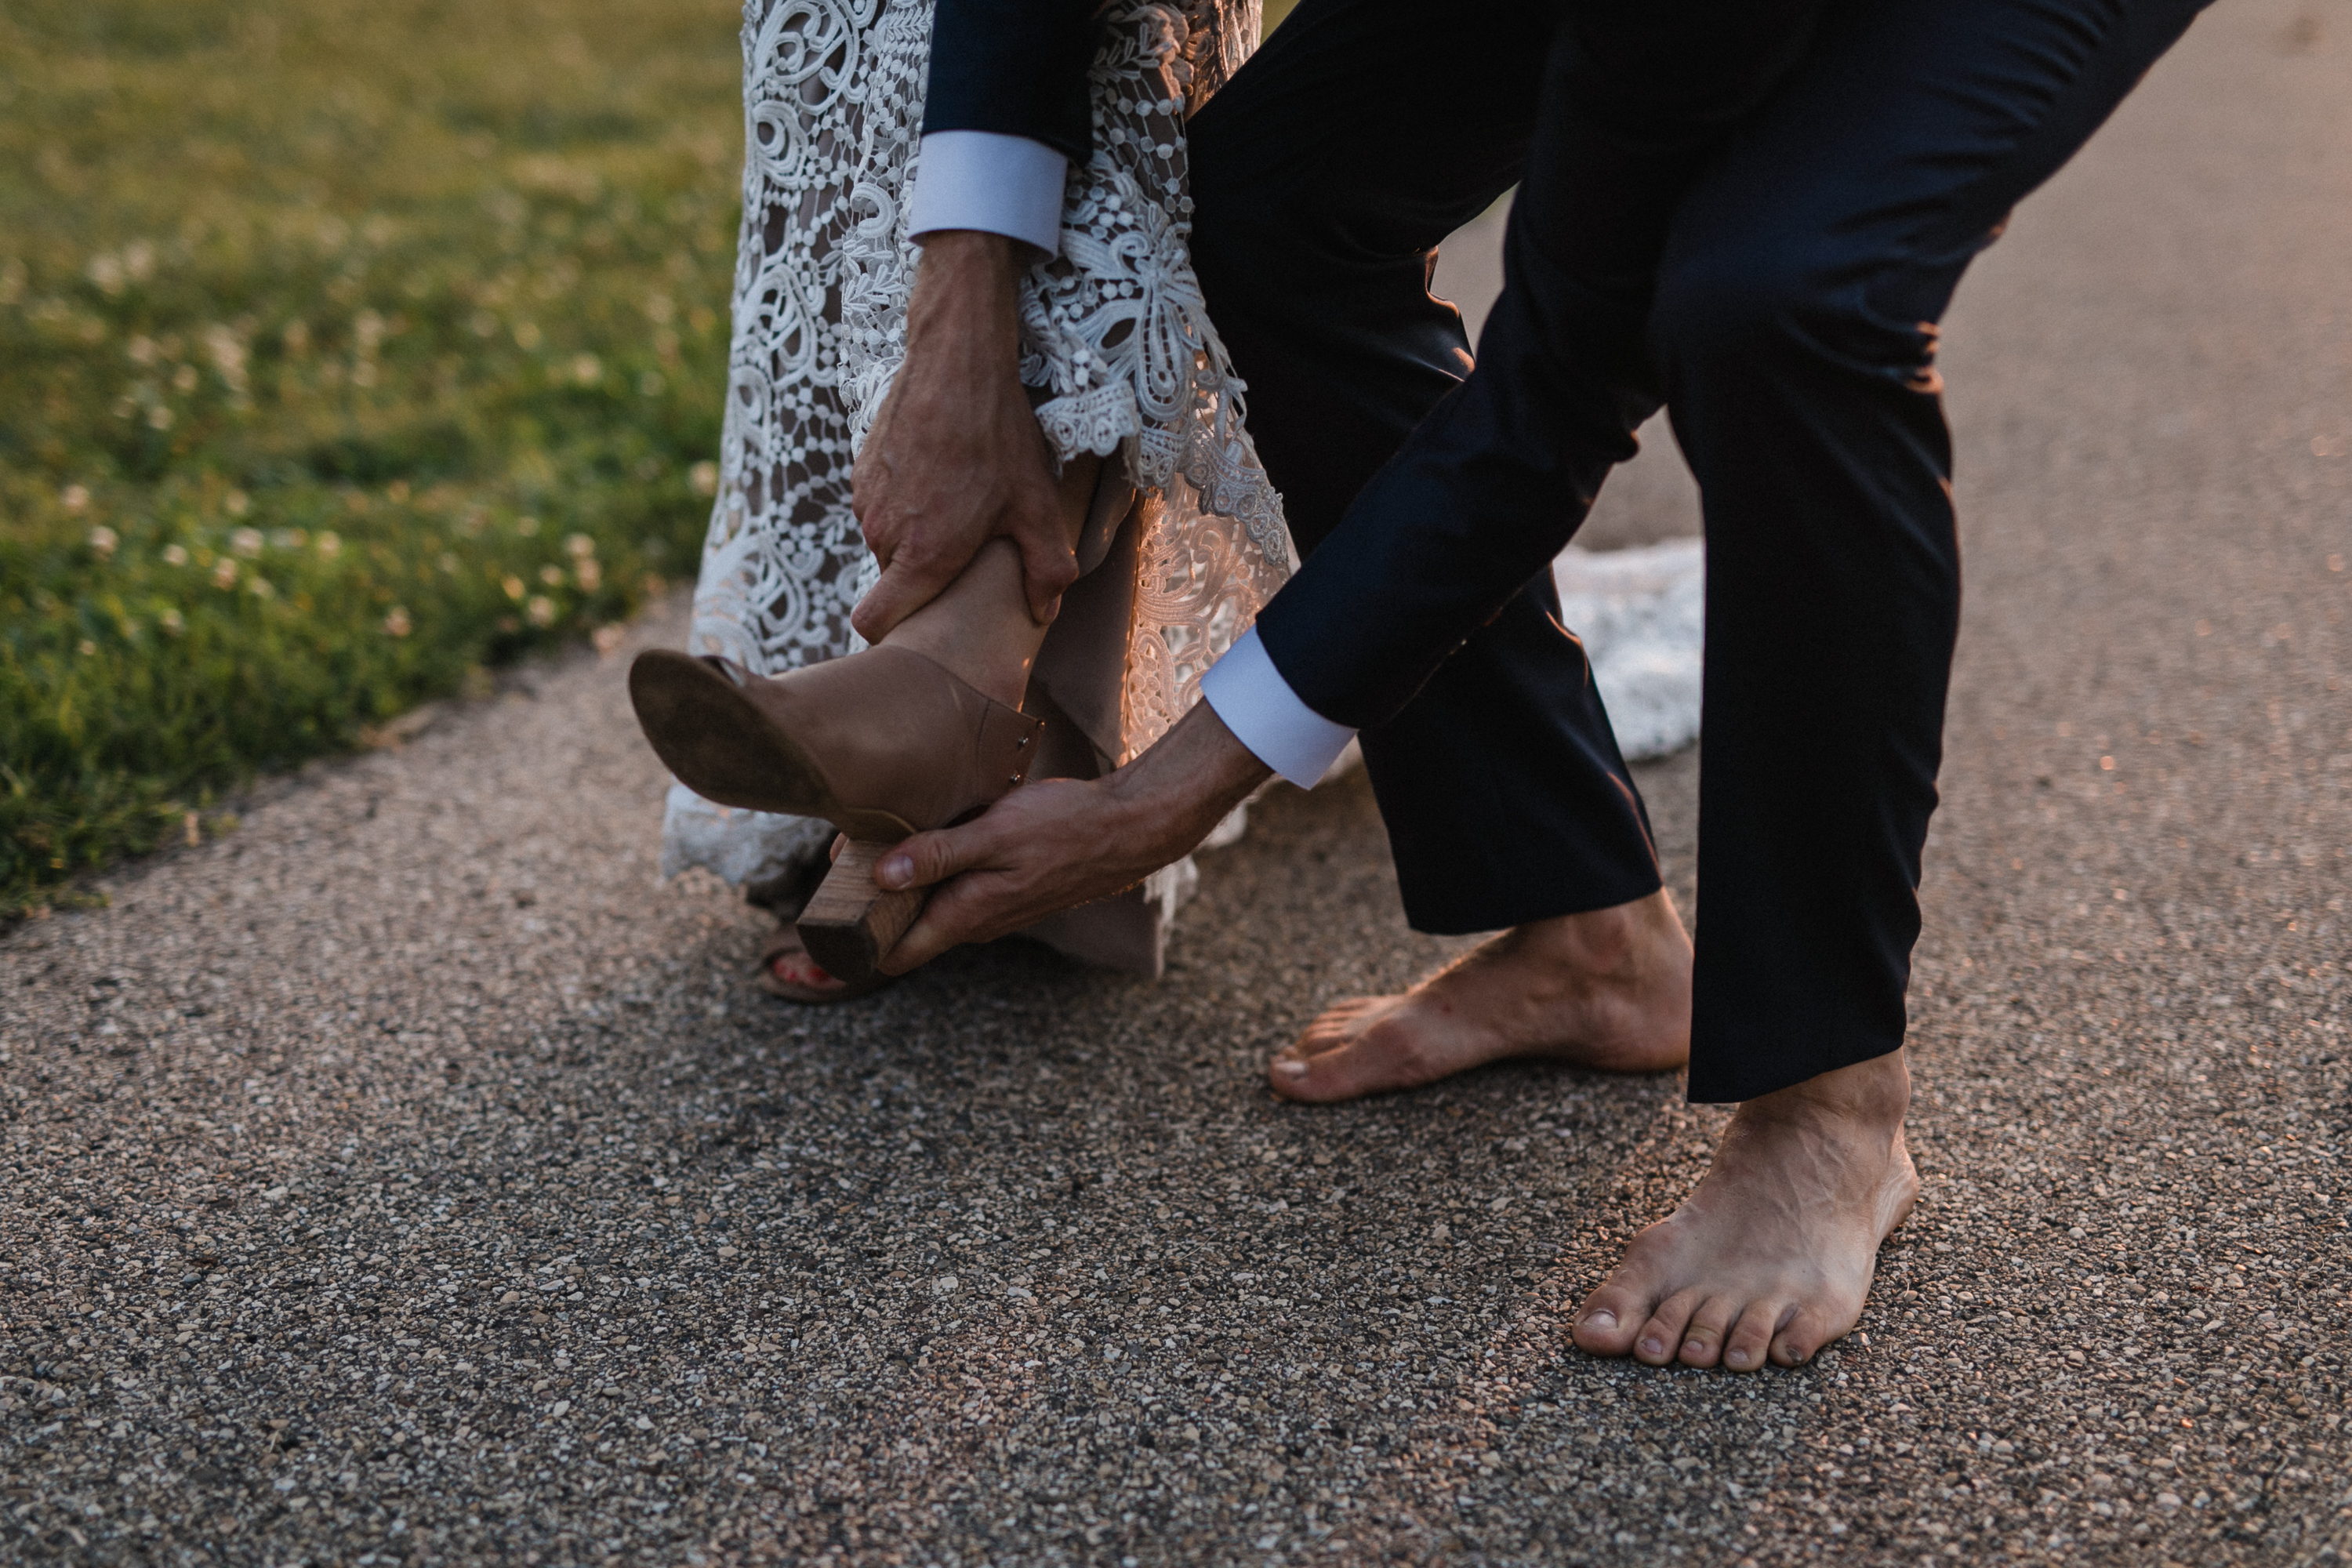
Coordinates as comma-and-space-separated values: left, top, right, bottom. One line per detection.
924, 0, 1103, 164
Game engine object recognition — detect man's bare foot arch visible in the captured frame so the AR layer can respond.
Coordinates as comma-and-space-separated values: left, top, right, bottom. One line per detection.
1265, 888, 1694, 1104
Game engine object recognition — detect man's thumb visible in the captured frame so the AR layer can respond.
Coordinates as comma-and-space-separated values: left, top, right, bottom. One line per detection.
853, 557, 943, 644
877, 827, 967, 891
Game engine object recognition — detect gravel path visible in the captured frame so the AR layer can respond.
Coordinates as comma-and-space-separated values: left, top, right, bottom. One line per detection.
5, 2, 2348, 1563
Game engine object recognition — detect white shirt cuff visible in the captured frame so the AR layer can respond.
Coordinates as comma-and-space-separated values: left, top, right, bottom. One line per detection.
907, 131, 1068, 256
1200, 626, 1359, 789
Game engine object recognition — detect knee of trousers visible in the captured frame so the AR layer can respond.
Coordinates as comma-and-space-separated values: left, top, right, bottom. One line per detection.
1649, 237, 1940, 397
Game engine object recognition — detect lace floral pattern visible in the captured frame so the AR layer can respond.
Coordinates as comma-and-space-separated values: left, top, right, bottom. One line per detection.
666, 0, 1294, 898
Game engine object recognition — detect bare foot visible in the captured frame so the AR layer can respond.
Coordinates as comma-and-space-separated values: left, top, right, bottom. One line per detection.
1571, 1051, 1918, 1372
1266, 889, 1691, 1104
755, 925, 850, 1001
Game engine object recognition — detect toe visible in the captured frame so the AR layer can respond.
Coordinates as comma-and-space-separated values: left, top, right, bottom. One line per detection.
1722, 1300, 1785, 1373
774, 956, 844, 993
1675, 1296, 1739, 1369
1632, 1287, 1703, 1366
1572, 1225, 1683, 1358
1570, 1278, 1652, 1358
1294, 998, 1388, 1053
1768, 1307, 1838, 1368
1269, 1014, 1436, 1104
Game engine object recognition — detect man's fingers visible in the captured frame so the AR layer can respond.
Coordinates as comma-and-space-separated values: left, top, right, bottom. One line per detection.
876, 884, 971, 975
851, 554, 953, 644
869, 826, 984, 976
873, 836, 1007, 974
1014, 526, 1080, 627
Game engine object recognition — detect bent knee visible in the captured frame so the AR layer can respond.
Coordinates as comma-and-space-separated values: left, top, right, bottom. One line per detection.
1652, 241, 1936, 385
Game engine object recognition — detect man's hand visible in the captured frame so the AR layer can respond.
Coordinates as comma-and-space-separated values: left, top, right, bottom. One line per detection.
872, 701, 1276, 972
851, 230, 1075, 641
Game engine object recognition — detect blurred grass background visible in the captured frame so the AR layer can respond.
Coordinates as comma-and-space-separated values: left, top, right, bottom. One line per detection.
0, 0, 743, 916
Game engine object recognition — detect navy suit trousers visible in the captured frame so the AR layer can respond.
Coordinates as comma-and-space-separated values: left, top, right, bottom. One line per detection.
1189, 0, 2209, 1099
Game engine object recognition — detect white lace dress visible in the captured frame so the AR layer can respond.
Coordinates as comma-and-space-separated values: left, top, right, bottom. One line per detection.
662, 0, 1295, 973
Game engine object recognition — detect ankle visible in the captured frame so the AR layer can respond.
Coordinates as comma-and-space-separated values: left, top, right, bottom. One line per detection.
877, 539, 1043, 708
1742, 1051, 1911, 1131
1525, 890, 1688, 982
884, 621, 1033, 708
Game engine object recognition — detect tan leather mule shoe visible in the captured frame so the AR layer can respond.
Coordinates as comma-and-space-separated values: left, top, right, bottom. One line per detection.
628, 646, 1044, 985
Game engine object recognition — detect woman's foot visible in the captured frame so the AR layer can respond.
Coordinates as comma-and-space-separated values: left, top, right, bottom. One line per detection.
754, 922, 894, 1004
1570, 1051, 1918, 1371
1266, 889, 1692, 1102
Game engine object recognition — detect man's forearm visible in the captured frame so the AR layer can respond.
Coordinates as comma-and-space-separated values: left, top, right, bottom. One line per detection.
904, 230, 1023, 366
849, 230, 1074, 638
1101, 699, 1277, 860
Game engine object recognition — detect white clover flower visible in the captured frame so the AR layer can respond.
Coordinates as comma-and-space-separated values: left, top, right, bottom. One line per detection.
526, 594, 556, 627
230, 528, 263, 558
203, 325, 250, 394
87, 526, 118, 559
383, 607, 412, 637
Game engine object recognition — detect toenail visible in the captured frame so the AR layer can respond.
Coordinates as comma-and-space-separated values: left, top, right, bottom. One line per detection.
1682, 1340, 1706, 1355
1274, 1058, 1307, 1077
1639, 1337, 1663, 1356
1582, 1311, 1615, 1330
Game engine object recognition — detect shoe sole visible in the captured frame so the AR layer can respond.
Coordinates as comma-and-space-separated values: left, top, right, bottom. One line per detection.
626, 649, 916, 840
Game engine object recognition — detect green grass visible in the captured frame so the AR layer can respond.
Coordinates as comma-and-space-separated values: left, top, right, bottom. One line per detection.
0, 0, 743, 916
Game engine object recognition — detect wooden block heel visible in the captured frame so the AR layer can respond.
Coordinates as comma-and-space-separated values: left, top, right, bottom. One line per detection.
794, 840, 926, 986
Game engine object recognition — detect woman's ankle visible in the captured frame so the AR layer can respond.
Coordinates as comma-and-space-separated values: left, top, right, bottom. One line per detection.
879, 539, 1047, 706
